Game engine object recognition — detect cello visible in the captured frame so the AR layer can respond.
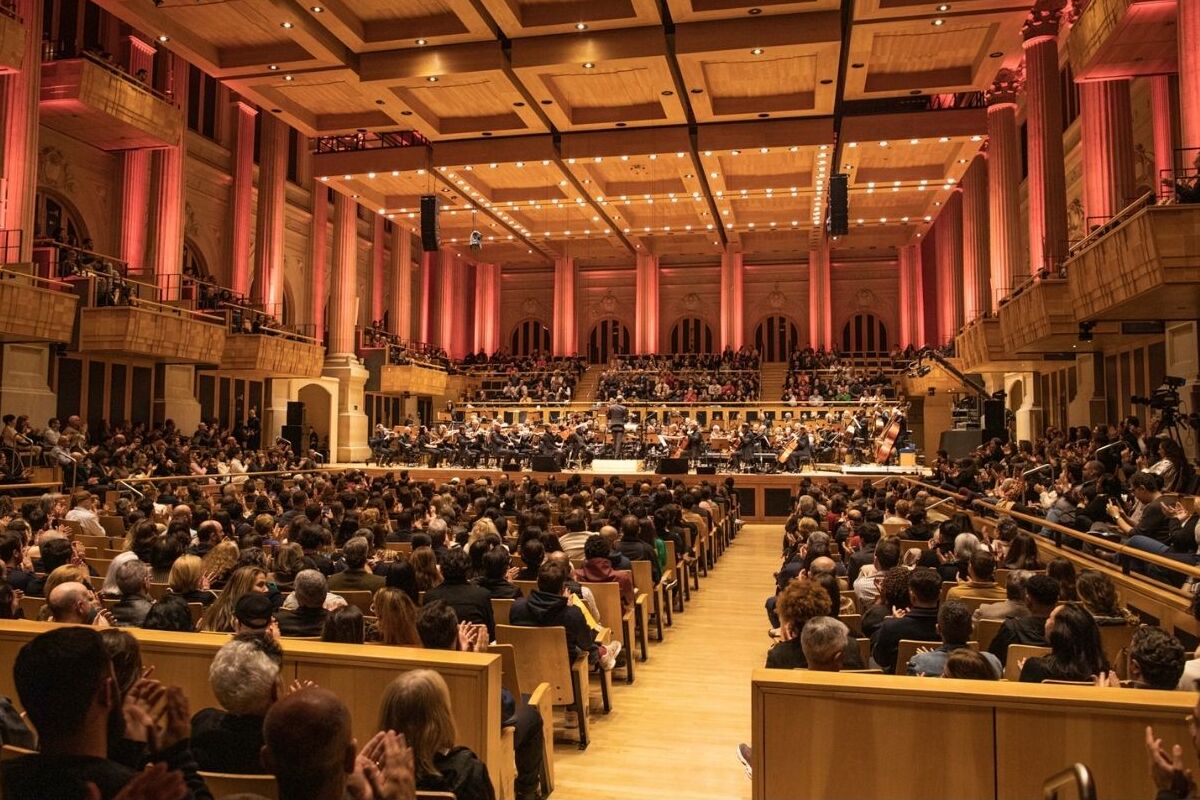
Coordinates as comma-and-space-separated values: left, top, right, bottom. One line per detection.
873, 405, 907, 465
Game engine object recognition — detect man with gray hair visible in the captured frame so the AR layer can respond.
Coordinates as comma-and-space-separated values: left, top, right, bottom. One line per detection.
191, 633, 284, 774
800, 616, 850, 672
973, 569, 1033, 622
426, 517, 450, 563
274, 569, 328, 637
110, 558, 153, 627
327, 535, 384, 592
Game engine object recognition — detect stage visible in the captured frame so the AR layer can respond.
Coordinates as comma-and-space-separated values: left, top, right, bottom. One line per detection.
351, 462, 930, 523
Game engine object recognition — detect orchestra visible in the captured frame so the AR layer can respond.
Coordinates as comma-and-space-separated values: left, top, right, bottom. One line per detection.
367, 401, 911, 473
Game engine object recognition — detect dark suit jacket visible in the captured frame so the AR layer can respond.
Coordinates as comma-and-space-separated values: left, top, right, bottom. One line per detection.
847, 544, 876, 584
871, 606, 939, 674
326, 569, 385, 593
988, 613, 1049, 665
274, 606, 327, 638
424, 580, 497, 638
111, 594, 153, 628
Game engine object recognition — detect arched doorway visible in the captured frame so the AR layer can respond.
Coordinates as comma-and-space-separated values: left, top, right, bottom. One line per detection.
35, 189, 88, 246
297, 383, 333, 455
841, 313, 888, 354
669, 316, 714, 354
510, 319, 551, 356
182, 238, 210, 281
588, 318, 631, 363
754, 315, 799, 362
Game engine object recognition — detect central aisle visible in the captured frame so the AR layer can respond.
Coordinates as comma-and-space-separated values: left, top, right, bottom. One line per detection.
551, 523, 780, 800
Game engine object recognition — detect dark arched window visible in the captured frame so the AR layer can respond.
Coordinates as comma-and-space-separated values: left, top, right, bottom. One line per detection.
753, 315, 799, 362
588, 318, 631, 364
35, 190, 88, 246
510, 319, 551, 356
841, 313, 888, 354
669, 317, 714, 354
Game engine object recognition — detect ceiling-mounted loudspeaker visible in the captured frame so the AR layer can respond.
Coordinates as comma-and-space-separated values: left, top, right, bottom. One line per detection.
828, 173, 849, 236
420, 195, 439, 252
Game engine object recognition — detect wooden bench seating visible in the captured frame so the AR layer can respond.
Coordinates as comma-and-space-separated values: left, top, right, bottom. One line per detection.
750, 669, 1198, 800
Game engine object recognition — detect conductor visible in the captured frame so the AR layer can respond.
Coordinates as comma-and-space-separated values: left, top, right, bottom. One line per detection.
608, 395, 628, 457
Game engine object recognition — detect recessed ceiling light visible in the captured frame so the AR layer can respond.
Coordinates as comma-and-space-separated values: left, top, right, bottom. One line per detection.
157, 34, 169, 42
575, 22, 588, 30
427, 76, 438, 82
283, 74, 294, 81
989, 51, 1003, 58
936, 3, 950, 10
310, 5, 323, 12
748, 7, 762, 14
280, 21, 293, 28
931, 18, 945, 25
415, 38, 428, 45
751, 48, 764, 55
268, 64, 279, 70
582, 62, 595, 69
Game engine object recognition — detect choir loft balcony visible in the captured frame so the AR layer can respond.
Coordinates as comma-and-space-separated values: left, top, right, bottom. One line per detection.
1066, 202, 1200, 322
0, 266, 78, 344
219, 314, 325, 378
379, 364, 449, 397
955, 318, 1008, 373
997, 276, 1078, 354
40, 50, 183, 150
1068, 0, 1177, 81
0, 7, 25, 74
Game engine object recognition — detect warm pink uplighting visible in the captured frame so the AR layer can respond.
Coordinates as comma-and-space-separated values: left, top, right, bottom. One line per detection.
229, 102, 257, 296
327, 193, 358, 356
1023, 15, 1068, 274
720, 248, 744, 350
253, 114, 288, 312
1079, 79, 1134, 223
553, 257, 577, 356
635, 254, 660, 354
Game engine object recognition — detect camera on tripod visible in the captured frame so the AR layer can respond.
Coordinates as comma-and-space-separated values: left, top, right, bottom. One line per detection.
1131, 375, 1185, 410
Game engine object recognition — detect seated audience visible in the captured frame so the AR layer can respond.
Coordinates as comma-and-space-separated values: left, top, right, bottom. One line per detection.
907, 601, 1002, 678
988, 574, 1060, 665
326, 536, 385, 593
799, 616, 852, 672
1018, 602, 1108, 683
109, 559, 153, 627
191, 633, 283, 774
872, 567, 941, 674
767, 579, 864, 670
274, 569, 329, 637
945, 550, 1006, 602
322, 605, 366, 644
423, 548, 495, 639
942, 649, 1002, 681
973, 569, 1032, 622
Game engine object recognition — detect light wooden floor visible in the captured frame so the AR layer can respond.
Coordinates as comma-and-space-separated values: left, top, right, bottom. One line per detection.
550, 523, 779, 800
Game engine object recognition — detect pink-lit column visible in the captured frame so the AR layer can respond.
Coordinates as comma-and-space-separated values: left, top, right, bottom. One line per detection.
327, 193, 357, 356
473, 263, 500, 354
1079, 79, 1135, 224
439, 249, 472, 358
229, 101, 258, 296
898, 244, 924, 348
1149, 76, 1177, 197
310, 181, 328, 343
0, 0, 42, 261
119, 35, 156, 274
552, 256, 577, 356
935, 189, 964, 344
1181, 0, 1200, 151
635, 254, 659, 354
719, 247, 744, 350
150, 53, 189, 300
1022, 1, 1069, 274
419, 250, 435, 344
388, 224, 412, 340
253, 112, 287, 312
368, 216, 386, 325
807, 242, 832, 348
986, 70, 1023, 309
960, 156, 990, 323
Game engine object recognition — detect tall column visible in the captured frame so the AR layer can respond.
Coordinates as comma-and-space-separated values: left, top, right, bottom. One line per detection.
961, 156, 990, 324
719, 247, 744, 350
1022, 1, 1069, 274
0, 0, 41, 260
419, 250, 435, 343
370, 217, 387, 325
119, 35, 156, 274
807, 242, 832, 348
388, 224, 412, 340
149, 53, 188, 300
323, 192, 369, 461
986, 70, 1024, 309
635, 254, 659, 354
552, 256, 577, 356
1181, 0, 1200, 151
253, 112, 288, 312
437, 248, 473, 358
309, 181, 328, 343
1079, 79, 1135, 225
1149, 76, 1177, 198
935, 189, 964, 343
229, 101, 258, 296
898, 244, 924, 348
473, 263, 500, 355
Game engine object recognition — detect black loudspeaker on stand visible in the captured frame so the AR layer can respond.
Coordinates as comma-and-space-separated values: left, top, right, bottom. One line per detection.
829, 173, 849, 236
286, 401, 305, 427
281, 424, 304, 456
656, 457, 689, 474
531, 456, 561, 473
982, 399, 1007, 442
420, 195, 439, 252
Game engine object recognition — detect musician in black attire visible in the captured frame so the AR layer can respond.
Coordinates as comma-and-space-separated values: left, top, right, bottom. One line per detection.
783, 428, 813, 473
608, 398, 628, 457
536, 429, 563, 470
684, 423, 704, 462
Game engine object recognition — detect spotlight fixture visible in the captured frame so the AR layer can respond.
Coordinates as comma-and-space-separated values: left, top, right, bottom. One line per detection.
1078, 321, 1096, 342
582, 62, 595, 69
415, 38, 428, 45
310, 6, 323, 12
426, 76, 438, 82
575, 22, 588, 30
157, 34, 169, 42
283, 74, 294, 81
931, 18, 945, 25
751, 48, 764, 55
280, 21, 294, 28
268, 64, 279, 70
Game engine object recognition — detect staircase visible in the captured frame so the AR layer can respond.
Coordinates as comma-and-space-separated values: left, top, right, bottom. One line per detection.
759, 362, 788, 401
574, 365, 603, 401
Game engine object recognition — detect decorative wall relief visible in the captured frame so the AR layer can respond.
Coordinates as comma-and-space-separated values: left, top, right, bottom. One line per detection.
38, 145, 76, 193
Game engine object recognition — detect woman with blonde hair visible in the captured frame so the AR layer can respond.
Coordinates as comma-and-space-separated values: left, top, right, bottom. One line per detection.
411, 547, 442, 593
168, 554, 217, 605
468, 517, 498, 547
201, 539, 239, 589
198, 566, 269, 632
369, 586, 422, 646
376, 669, 494, 800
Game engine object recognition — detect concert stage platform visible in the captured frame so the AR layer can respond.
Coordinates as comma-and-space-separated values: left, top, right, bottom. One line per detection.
356, 463, 929, 523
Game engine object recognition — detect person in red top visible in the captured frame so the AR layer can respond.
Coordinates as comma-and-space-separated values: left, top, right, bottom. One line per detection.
572, 535, 635, 614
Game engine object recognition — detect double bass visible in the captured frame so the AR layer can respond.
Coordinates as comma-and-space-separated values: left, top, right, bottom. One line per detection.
873, 404, 907, 465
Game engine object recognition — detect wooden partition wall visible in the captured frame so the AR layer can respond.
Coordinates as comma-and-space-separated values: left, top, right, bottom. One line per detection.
751, 670, 1197, 800
0, 621, 502, 795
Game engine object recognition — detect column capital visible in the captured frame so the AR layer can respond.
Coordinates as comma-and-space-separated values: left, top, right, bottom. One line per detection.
232, 99, 259, 118
985, 68, 1021, 106
1022, 0, 1065, 42
126, 35, 158, 58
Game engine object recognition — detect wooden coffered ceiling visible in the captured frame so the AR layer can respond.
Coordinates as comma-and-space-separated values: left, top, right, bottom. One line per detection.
94, 0, 1032, 267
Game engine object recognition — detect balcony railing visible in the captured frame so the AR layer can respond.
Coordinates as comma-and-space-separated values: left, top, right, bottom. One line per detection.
313, 130, 431, 154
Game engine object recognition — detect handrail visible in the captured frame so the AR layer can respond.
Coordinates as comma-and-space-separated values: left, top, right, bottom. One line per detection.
0, 264, 75, 291
882, 476, 1200, 584
43, 49, 178, 106
74, 272, 224, 324
1068, 190, 1156, 257
1042, 763, 1097, 800
115, 467, 348, 486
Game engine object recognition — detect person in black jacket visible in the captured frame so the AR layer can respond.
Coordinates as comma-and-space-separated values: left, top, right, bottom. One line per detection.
510, 561, 597, 665
423, 548, 496, 639
988, 573, 1060, 666
2, 627, 211, 800
845, 522, 881, 584
190, 634, 282, 774
274, 569, 328, 638
871, 566, 942, 674
476, 546, 522, 599
614, 514, 660, 583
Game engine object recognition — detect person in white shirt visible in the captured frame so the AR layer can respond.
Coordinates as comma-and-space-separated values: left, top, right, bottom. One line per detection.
64, 490, 105, 537
558, 513, 593, 563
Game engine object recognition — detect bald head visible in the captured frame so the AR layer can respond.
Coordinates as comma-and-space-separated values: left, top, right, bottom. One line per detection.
545, 550, 571, 570
47, 581, 94, 624
262, 688, 356, 800
808, 556, 837, 576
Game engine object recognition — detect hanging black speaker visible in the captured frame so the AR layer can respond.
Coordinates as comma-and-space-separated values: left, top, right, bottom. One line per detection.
829, 173, 849, 236
420, 195, 439, 252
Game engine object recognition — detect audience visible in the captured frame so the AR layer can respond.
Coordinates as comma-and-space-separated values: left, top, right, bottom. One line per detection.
190, 634, 282, 774
906, 601, 1002, 678
1018, 603, 1108, 683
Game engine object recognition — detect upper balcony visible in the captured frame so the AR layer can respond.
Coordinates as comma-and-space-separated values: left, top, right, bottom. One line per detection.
0, 5, 25, 74
955, 317, 1010, 373
997, 275, 1079, 354
40, 48, 182, 150
1066, 194, 1200, 322
1068, 0, 1177, 81
0, 263, 78, 344
379, 364, 450, 396
219, 311, 324, 378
